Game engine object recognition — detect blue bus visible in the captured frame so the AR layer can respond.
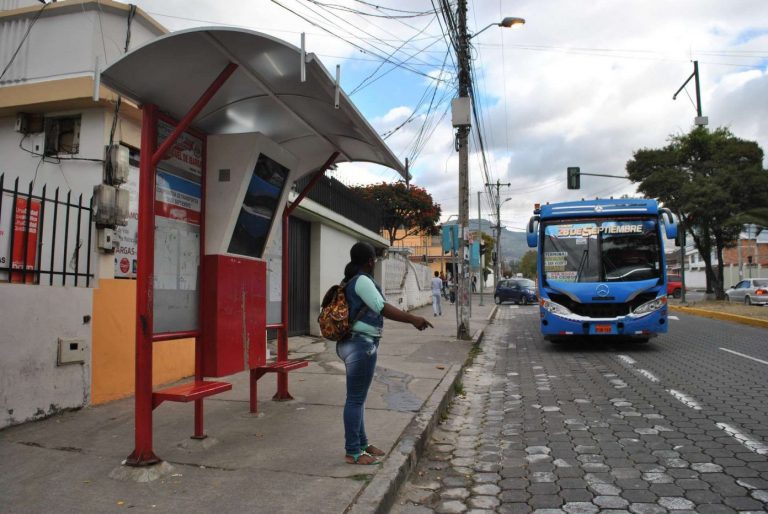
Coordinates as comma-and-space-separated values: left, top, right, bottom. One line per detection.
526, 198, 677, 341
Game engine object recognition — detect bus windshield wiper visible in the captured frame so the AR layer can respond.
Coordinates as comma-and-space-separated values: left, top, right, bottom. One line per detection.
576, 248, 588, 282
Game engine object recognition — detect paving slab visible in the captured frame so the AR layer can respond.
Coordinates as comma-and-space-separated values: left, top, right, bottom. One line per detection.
0, 296, 495, 514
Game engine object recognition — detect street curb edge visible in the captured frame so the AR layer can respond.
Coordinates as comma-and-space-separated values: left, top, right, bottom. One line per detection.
347, 306, 497, 514
670, 305, 768, 329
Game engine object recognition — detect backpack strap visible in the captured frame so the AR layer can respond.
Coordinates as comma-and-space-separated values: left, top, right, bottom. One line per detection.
343, 275, 369, 339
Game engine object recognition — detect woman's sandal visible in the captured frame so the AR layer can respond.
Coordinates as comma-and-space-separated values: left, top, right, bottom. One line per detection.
345, 451, 379, 465
363, 444, 386, 457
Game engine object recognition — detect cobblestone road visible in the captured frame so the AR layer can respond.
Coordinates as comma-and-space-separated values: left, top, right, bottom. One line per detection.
391, 305, 768, 514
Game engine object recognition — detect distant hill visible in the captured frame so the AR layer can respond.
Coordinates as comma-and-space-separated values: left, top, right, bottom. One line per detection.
444, 219, 531, 263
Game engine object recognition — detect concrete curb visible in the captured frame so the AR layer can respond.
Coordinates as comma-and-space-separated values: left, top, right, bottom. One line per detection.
348, 305, 497, 514
670, 305, 768, 329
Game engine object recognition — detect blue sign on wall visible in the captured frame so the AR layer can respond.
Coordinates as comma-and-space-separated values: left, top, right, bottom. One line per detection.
442, 225, 459, 253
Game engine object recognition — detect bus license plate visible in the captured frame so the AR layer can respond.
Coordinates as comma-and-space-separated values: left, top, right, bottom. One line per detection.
594, 324, 613, 334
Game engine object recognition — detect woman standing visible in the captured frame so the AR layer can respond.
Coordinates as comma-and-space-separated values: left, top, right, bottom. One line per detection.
337, 242, 433, 465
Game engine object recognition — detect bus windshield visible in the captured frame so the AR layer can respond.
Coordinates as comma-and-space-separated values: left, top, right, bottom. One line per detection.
542, 218, 661, 283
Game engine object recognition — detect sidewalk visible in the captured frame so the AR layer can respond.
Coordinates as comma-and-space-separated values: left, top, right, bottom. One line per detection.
0, 296, 496, 514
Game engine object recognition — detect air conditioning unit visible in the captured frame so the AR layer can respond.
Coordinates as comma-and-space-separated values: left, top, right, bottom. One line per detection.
14, 113, 44, 134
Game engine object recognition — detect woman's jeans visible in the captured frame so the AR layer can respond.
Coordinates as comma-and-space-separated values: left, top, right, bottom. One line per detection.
336, 332, 380, 454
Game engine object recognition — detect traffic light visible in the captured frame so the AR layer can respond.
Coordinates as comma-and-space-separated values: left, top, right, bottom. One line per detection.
567, 167, 580, 189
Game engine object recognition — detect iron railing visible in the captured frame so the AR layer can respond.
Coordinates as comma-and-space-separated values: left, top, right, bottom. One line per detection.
0, 173, 94, 287
294, 175, 382, 234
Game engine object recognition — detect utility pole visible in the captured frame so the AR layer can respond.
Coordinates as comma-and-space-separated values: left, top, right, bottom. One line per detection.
477, 191, 484, 306
486, 179, 510, 290
454, 0, 471, 340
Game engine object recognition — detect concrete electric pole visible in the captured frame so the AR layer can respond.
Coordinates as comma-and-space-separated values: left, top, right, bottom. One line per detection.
487, 180, 510, 290
454, 0, 471, 340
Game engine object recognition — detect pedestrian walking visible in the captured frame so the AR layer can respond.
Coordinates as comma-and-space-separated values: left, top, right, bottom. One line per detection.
431, 271, 443, 316
471, 275, 477, 293
440, 272, 448, 298
337, 242, 433, 465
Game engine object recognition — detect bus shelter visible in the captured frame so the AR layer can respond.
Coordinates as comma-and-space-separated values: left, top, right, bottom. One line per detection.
100, 27, 406, 466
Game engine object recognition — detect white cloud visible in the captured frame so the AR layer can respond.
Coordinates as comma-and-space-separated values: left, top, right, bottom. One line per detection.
130, 0, 768, 230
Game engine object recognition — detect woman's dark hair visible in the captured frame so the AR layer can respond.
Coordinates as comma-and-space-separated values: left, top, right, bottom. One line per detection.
344, 242, 376, 281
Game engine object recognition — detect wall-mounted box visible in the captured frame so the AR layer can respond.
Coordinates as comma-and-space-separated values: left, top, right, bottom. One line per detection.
57, 338, 86, 365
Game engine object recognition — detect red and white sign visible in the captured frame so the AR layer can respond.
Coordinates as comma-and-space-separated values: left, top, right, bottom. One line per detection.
10, 197, 40, 284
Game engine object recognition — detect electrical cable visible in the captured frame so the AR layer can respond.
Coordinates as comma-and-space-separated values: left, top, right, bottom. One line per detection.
350, 16, 439, 95
271, 0, 449, 83
300, 0, 447, 71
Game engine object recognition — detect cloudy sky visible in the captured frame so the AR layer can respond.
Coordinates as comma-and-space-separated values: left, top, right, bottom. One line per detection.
129, 0, 768, 232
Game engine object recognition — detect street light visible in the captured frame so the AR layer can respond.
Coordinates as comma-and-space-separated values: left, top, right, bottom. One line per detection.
454, 10, 525, 340
471, 17, 526, 39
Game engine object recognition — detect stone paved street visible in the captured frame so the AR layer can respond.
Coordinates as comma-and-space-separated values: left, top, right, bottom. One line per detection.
391, 305, 768, 514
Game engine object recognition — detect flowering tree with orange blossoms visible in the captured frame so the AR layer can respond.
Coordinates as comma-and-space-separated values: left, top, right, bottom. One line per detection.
352, 182, 442, 246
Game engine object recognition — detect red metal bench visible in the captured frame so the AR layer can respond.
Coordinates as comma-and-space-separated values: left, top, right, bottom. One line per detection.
152, 380, 232, 409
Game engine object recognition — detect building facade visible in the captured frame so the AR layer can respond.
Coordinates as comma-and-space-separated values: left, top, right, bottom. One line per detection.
0, 0, 398, 428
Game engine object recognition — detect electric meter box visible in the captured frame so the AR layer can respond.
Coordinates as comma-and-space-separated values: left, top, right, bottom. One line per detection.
451, 97, 471, 127
201, 132, 299, 376
105, 144, 130, 185
93, 184, 116, 226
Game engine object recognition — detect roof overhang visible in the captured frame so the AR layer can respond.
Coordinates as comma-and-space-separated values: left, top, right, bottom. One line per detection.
100, 27, 406, 179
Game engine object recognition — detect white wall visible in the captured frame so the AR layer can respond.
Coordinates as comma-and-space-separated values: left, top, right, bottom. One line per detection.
309, 223, 359, 336
0, 108, 105, 198
1, 3, 162, 86
0, 283, 92, 428
382, 252, 431, 310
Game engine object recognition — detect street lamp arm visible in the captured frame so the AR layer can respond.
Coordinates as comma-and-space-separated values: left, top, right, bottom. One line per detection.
470, 17, 525, 39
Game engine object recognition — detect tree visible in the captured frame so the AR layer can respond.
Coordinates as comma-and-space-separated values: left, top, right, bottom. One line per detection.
519, 250, 537, 279
479, 232, 495, 281
351, 182, 441, 245
626, 126, 768, 299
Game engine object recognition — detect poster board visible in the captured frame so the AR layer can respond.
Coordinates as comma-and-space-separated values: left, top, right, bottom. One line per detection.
152, 118, 204, 334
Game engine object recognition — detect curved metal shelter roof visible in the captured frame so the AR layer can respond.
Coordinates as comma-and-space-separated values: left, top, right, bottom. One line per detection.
101, 27, 405, 178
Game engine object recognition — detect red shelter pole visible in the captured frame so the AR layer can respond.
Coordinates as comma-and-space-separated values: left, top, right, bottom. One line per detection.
126, 103, 160, 466
126, 62, 238, 465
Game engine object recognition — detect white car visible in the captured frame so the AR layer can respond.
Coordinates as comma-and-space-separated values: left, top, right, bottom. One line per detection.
725, 278, 768, 305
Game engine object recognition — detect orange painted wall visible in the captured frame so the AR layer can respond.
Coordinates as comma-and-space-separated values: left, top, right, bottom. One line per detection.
91, 279, 195, 405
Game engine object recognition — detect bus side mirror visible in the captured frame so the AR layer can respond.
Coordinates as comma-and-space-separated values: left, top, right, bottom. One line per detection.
527, 216, 539, 248
659, 208, 677, 240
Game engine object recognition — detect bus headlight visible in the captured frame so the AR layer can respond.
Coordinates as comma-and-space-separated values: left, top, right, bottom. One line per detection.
633, 296, 667, 316
540, 298, 572, 316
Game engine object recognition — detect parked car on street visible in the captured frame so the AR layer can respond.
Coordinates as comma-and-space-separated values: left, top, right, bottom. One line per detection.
667, 274, 683, 298
494, 278, 538, 305
725, 278, 768, 305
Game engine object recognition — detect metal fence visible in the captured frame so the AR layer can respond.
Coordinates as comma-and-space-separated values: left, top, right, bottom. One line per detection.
294, 174, 382, 233
0, 173, 94, 287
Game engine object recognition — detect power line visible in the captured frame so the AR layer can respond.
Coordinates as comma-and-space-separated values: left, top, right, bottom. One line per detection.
271, 0, 450, 83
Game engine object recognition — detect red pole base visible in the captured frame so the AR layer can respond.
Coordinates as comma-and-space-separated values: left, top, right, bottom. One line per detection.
249, 369, 258, 413
125, 449, 161, 467
272, 391, 294, 401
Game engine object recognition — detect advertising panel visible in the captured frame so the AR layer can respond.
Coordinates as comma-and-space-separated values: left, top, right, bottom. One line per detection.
0, 196, 41, 283
152, 119, 204, 334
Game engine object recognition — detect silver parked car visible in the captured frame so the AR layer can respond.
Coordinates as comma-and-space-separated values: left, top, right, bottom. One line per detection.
725, 278, 768, 305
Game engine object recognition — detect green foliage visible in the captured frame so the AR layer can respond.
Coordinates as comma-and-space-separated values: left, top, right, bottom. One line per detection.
519, 250, 537, 279
351, 182, 441, 245
626, 126, 768, 297
479, 232, 495, 279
